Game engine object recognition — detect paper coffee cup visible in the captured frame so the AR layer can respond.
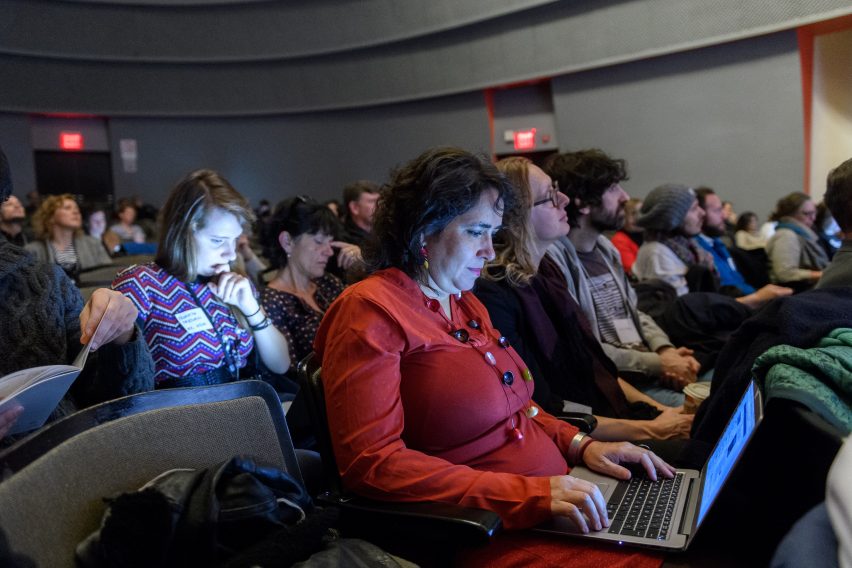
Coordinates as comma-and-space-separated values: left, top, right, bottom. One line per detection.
683, 382, 711, 414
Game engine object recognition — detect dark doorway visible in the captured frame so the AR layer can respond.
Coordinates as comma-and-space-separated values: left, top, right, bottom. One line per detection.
34, 151, 114, 206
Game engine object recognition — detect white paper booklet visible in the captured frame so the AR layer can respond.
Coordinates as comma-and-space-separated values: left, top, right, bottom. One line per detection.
0, 321, 100, 436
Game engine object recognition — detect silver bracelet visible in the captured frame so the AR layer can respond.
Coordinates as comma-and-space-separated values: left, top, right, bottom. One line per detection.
566, 432, 589, 466
249, 317, 272, 332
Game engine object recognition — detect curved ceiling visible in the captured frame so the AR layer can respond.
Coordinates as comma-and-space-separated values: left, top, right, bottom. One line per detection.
1, 0, 851, 116
1, 0, 557, 61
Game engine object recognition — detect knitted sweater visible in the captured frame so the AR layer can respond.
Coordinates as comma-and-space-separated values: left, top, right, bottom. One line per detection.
0, 235, 154, 417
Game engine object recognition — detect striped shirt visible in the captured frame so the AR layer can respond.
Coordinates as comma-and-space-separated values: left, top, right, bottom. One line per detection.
578, 249, 647, 351
51, 241, 78, 273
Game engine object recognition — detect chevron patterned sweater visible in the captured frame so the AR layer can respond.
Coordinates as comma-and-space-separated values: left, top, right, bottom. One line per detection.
113, 263, 254, 384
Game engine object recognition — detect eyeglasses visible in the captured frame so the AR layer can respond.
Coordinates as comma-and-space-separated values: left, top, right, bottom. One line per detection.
533, 181, 561, 208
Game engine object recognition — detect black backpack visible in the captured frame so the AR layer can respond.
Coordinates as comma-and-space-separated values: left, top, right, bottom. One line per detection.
76, 455, 336, 568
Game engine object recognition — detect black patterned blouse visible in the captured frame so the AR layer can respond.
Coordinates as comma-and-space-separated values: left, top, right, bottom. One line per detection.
260, 273, 346, 365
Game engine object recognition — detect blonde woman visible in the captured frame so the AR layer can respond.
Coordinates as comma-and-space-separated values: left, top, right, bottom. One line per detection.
26, 194, 112, 280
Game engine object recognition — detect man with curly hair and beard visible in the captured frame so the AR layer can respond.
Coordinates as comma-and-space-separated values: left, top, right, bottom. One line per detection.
545, 149, 700, 407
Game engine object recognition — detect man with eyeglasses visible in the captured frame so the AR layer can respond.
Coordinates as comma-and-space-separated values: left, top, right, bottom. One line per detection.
544, 149, 699, 407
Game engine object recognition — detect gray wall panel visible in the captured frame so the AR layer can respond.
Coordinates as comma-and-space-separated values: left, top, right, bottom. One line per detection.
0, 113, 36, 198
107, 91, 490, 207
2, 0, 850, 115
552, 31, 804, 217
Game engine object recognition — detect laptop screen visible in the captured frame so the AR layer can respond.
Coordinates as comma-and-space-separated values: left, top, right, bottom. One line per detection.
696, 381, 759, 525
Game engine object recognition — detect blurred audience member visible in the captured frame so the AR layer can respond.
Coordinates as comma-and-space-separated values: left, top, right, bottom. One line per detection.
636, 185, 790, 307
323, 199, 342, 218
333, 180, 379, 274
815, 202, 842, 260
0, 194, 26, 247
734, 211, 765, 250
85, 205, 121, 256
633, 184, 713, 296
24, 190, 41, 216
721, 200, 738, 244
233, 232, 267, 285
818, 157, 852, 289
766, 192, 829, 289
700, 194, 794, 307
26, 194, 112, 281
341, 180, 379, 247
255, 199, 272, 222
109, 198, 146, 244
609, 197, 643, 277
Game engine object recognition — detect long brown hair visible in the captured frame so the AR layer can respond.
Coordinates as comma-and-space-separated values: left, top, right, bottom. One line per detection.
156, 169, 255, 282
487, 157, 538, 287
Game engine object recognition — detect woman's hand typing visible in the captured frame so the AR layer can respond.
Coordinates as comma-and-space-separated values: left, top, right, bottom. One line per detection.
549, 475, 610, 533
582, 441, 676, 481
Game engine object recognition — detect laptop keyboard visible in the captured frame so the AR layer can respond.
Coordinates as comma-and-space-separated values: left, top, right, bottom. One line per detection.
606, 472, 684, 540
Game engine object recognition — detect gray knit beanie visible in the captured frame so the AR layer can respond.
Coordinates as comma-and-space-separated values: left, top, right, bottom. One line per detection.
637, 184, 696, 232
0, 146, 11, 203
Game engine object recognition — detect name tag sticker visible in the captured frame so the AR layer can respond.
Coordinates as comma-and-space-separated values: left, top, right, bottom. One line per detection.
613, 318, 642, 345
175, 308, 214, 333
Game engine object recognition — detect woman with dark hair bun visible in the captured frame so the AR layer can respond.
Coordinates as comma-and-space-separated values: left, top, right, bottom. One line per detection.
314, 147, 674, 548
261, 196, 344, 370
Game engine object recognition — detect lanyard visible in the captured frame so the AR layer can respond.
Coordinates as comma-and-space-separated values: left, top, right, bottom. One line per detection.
186, 282, 240, 380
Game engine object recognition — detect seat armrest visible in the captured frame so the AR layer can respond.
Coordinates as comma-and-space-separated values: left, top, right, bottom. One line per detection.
556, 413, 597, 433
316, 492, 502, 545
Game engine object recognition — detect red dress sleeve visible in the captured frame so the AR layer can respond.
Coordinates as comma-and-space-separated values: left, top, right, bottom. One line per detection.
314, 290, 554, 530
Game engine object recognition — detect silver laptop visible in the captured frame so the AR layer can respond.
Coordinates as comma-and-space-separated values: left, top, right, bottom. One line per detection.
537, 380, 763, 551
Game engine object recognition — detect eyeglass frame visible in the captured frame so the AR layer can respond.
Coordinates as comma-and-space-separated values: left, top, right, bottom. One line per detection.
533, 181, 561, 208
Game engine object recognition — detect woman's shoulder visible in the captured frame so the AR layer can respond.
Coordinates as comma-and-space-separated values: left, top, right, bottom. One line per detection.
635, 240, 661, 257
75, 233, 106, 249
341, 268, 412, 297
474, 268, 513, 295
471, 275, 517, 314
324, 269, 421, 321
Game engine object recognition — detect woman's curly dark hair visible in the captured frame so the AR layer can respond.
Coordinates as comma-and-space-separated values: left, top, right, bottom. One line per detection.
545, 149, 628, 226
364, 147, 516, 278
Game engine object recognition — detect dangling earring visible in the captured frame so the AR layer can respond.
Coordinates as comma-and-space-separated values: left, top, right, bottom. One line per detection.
420, 245, 429, 269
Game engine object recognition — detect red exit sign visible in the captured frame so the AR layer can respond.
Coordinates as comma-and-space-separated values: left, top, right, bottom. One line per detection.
60, 131, 84, 151
513, 128, 537, 151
